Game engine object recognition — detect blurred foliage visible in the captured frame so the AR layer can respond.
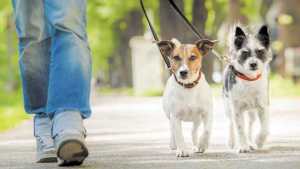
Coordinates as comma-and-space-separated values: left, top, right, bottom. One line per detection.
0, 2, 26, 131
205, 0, 228, 35
99, 87, 134, 96
269, 74, 300, 97
0, 90, 28, 131
87, 0, 157, 73
241, 0, 262, 22
0, 0, 271, 90
0, 0, 299, 130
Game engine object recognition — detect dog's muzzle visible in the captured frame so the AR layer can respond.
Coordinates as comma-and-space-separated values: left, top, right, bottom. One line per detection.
179, 70, 188, 79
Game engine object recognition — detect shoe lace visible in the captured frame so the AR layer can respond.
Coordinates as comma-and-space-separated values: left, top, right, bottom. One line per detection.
36, 135, 53, 149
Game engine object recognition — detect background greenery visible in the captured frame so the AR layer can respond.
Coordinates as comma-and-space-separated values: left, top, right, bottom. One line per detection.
0, 0, 299, 131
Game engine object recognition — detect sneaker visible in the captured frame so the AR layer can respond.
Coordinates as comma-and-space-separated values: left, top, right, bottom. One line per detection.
52, 111, 89, 166
34, 113, 57, 163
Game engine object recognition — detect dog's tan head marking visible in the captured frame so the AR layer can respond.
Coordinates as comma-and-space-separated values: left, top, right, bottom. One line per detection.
158, 38, 217, 82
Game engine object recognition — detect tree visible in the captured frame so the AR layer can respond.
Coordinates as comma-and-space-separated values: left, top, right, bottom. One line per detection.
229, 0, 248, 24
109, 9, 144, 87
192, 0, 207, 36
159, 0, 187, 41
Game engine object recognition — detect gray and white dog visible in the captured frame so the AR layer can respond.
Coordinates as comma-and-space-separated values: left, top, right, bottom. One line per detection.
223, 25, 272, 153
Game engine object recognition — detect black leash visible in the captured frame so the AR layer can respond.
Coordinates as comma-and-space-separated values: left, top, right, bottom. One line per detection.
167, 0, 230, 63
140, 0, 172, 70
168, 0, 205, 39
140, 0, 229, 69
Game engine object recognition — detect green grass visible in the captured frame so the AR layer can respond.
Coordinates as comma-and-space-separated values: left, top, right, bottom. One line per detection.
0, 90, 29, 132
140, 89, 163, 97
98, 87, 134, 96
269, 74, 300, 98
0, 106, 28, 132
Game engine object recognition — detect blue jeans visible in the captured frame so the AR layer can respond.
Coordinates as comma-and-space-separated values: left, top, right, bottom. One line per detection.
12, 0, 92, 118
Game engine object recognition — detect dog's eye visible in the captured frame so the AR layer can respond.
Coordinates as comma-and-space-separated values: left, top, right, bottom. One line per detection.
173, 55, 181, 61
256, 49, 266, 61
189, 55, 197, 61
241, 51, 251, 59
256, 49, 265, 56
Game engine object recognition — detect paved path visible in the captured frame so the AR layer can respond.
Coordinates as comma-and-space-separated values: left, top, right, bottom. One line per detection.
1, 96, 300, 169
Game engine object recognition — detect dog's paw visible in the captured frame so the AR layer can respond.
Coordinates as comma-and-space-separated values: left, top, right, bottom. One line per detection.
255, 135, 266, 149
228, 139, 236, 149
249, 143, 257, 151
192, 146, 205, 153
237, 145, 253, 153
176, 149, 190, 157
170, 144, 177, 150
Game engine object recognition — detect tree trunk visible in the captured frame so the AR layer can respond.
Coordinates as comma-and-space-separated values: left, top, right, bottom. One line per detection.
229, 0, 248, 24
109, 9, 143, 88
159, 0, 188, 41
192, 0, 207, 36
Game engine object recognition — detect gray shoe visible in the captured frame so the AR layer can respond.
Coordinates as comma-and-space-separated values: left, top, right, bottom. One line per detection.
52, 111, 88, 166
34, 113, 57, 163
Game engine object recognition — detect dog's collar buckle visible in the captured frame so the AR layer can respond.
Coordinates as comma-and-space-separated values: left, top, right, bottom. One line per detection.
174, 72, 202, 89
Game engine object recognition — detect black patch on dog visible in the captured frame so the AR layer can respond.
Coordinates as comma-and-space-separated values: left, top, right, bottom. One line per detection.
255, 49, 267, 62
223, 65, 237, 96
234, 27, 246, 50
256, 25, 270, 49
238, 49, 251, 65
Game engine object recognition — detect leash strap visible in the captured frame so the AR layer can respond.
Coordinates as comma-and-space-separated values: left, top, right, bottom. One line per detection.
140, 0, 172, 70
168, 0, 230, 64
168, 0, 205, 39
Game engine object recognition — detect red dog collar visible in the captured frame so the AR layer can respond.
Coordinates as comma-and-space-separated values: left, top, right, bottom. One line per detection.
232, 67, 262, 81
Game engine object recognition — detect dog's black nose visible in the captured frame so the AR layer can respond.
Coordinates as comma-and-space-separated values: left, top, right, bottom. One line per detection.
180, 70, 188, 77
250, 63, 257, 70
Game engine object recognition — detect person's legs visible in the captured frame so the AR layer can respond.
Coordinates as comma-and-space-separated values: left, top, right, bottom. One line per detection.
44, 0, 92, 118
44, 0, 92, 166
12, 0, 56, 163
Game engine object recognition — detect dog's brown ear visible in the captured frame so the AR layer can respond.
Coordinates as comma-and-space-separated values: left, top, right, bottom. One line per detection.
157, 40, 175, 57
195, 39, 217, 56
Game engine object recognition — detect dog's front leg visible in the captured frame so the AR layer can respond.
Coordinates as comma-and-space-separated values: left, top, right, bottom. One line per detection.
233, 107, 251, 153
170, 115, 189, 157
228, 119, 236, 149
248, 111, 256, 150
197, 112, 212, 153
191, 121, 200, 153
256, 106, 269, 148
169, 119, 177, 150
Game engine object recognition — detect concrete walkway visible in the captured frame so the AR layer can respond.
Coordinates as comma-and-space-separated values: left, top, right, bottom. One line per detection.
1, 96, 300, 169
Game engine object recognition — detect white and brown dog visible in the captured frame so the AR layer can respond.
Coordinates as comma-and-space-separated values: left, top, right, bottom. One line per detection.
160, 38, 216, 157
223, 25, 272, 153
